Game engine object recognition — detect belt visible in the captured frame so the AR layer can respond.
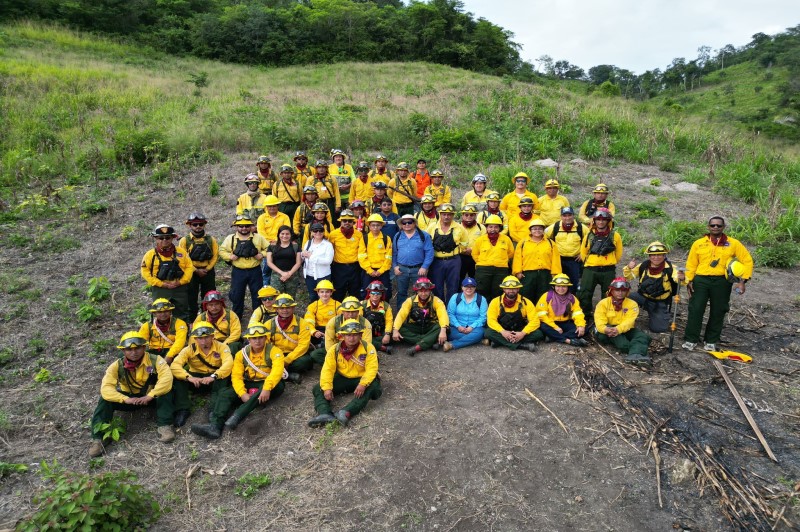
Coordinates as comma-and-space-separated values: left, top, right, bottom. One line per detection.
434, 255, 459, 261
399, 263, 422, 268
587, 265, 616, 272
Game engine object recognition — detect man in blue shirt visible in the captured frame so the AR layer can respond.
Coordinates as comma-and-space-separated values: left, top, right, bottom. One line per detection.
378, 198, 400, 240
392, 214, 434, 311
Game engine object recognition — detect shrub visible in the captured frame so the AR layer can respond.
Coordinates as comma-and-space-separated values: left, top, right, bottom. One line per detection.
18, 461, 160, 531
657, 220, 707, 250
209, 177, 221, 197
754, 241, 800, 268
92, 417, 126, 442
235, 472, 274, 498
87, 277, 111, 303
631, 201, 666, 219
76, 303, 102, 322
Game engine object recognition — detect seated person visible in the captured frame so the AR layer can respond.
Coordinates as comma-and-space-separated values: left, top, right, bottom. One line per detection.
361, 281, 394, 354
594, 278, 652, 365
303, 280, 341, 349
264, 294, 312, 381
392, 277, 449, 356
484, 276, 543, 352
445, 277, 488, 351
138, 298, 188, 364
249, 285, 280, 326
535, 274, 588, 347
194, 291, 242, 356
310, 297, 372, 365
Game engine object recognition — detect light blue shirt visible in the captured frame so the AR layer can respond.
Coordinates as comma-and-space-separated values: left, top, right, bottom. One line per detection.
446, 291, 488, 329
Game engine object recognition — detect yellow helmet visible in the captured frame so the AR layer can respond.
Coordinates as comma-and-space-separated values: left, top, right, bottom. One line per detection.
484, 214, 503, 226
258, 285, 280, 299
148, 298, 175, 312
545, 179, 560, 188
263, 195, 281, 206
190, 321, 216, 338
338, 209, 356, 221
366, 213, 385, 225
528, 218, 546, 228
438, 203, 456, 213
339, 319, 365, 334
593, 183, 610, 193
273, 294, 297, 308
513, 172, 530, 184
420, 194, 436, 204
242, 323, 269, 338
726, 258, 746, 282
341, 297, 361, 311
645, 241, 669, 255
117, 331, 147, 349
499, 276, 523, 289
430, 169, 444, 178
232, 215, 255, 226
315, 280, 334, 291
550, 273, 572, 286
396, 162, 410, 170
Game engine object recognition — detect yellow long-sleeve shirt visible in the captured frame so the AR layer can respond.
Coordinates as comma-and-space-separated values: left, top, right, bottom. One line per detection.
323, 315, 373, 350
477, 210, 509, 235
472, 234, 514, 268
100, 354, 173, 402
508, 215, 539, 244
423, 184, 451, 207
358, 232, 392, 274
139, 317, 189, 359
685, 235, 753, 282
236, 192, 268, 219
500, 191, 539, 219
328, 229, 364, 264
231, 344, 284, 395
256, 211, 292, 243
369, 169, 396, 182
273, 178, 303, 204
427, 223, 468, 259
257, 169, 277, 195
170, 340, 233, 380
393, 295, 449, 329
535, 292, 586, 328
218, 233, 269, 270
388, 177, 417, 205
140, 248, 194, 288
537, 194, 570, 226
179, 234, 219, 270
623, 261, 685, 301
293, 203, 333, 236
329, 164, 355, 200
544, 222, 588, 259
351, 176, 375, 203
415, 211, 439, 232
264, 316, 312, 364
580, 230, 623, 267
362, 301, 394, 335
461, 189, 497, 210
578, 200, 616, 225
304, 298, 341, 328
249, 304, 277, 326
512, 238, 562, 275
461, 223, 486, 251
320, 341, 379, 390
594, 297, 639, 334
194, 310, 242, 345
486, 295, 540, 334
305, 176, 341, 209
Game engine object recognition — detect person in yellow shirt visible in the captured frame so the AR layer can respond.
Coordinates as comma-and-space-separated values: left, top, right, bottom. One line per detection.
237, 173, 268, 221
298, 202, 334, 246
180, 212, 219, 321
218, 216, 269, 319
512, 218, 562, 303
256, 195, 291, 244
304, 279, 341, 349
461, 173, 495, 212
308, 319, 382, 427
358, 213, 392, 301
139, 298, 188, 364
508, 197, 538, 244
424, 169, 452, 208
141, 224, 194, 321
388, 162, 418, 217
500, 172, 539, 219
273, 163, 303, 222
171, 321, 234, 432
256, 155, 277, 195
577, 208, 623, 319
472, 215, 514, 301
415, 194, 440, 231
578, 183, 616, 224
368, 154, 396, 183
594, 278, 651, 364
682, 216, 753, 352
624, 241, 686, 333
458, 204, 485, 279
365, 180, 398, 216
293, 151, 314, 181
351, 161, 374, 204
477, 192, 508, 235
544, 206, 587, 293
306, 160, 341, 217
309, 297, 373, 365
249, 285, 280, 326
392, 277, 449, 356
427, 203, 467, 303
88, 332, 174, 457
328, 210, 365, 302
361, 280, 394, 354
193, 290, 242, 355
223, 322, 286, 430
293, 186, 322, 236
329, 149, 355, 210
484, 276, 543, 351
350, 200, 368, 234
263, 294, 312, 379
535, 274, 588, 347
538, 179, 570, 226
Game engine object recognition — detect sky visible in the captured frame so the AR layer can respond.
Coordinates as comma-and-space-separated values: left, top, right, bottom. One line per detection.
459, 0, 795, 74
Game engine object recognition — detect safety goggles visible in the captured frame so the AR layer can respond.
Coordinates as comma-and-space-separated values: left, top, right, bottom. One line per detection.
119, 337, 146, 348
204, 293, 225, 302
191, 326, 215, 337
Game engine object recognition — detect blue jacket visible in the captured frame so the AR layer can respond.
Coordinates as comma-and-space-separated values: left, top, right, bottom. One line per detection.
446, 292, 488, 329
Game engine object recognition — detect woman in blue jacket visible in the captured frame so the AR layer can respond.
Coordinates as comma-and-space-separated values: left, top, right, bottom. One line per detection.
445, 277, 488, 351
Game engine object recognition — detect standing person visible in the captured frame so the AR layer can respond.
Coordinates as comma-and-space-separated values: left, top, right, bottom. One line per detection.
446, 277, 488, 350
88, 332, 174, 457
141, 224, 194, 322
257, 195, 292, 286
484, 276, 543, 351
500, 172, 539, 219
536, 274, 588, 347
274, 163, 303, 222
578, 183, 616, 224
361, 281, 394, 354
392, 277, 449, 356
368, 154, 396, 183
461, 173, 495, 212
358, 214, 393, 301
306, 159, 341, 218
414, 194, 439, 231
624, 241, 685, 333
307, 319, 382, 428
577, 208, 623, 320
181, 213, 218, 321
194, 290, 243, 356
682, 216, 753, 352
237, 173, 267, 222
472, 215, 514, 301
388, 162, 417, 217
478, 192, 508, 235
255, 155, 276, 195
427, 203, 467, 303
458, 204, 485, 279
538, 179, 570, 226
411, 159, 431, 201
329, 149, 355, 210
512, 218, 561, 303
139, 299, 188, 364
508, 197, 537, 245
350, 200, 368, 235
365, 180, 397, 216
249, 285, 280, 326
218, 216, 268, 320
392, 215, 434, 312
301, 223, 335, 300
266, 226, 302, 294
594, 278, 652, 364
293, 151, 314, 181
329, 210, 365, 302
351, 161, 374, 204
424, 169, 452, 207
298, 202, 333, 246
264, 294, 312, 380
377, 198, 400, 240
292, 186, 323, 239
545, 207, 587, 293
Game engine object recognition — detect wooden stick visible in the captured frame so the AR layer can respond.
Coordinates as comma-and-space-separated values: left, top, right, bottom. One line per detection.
185, 464, 201, 511
651, 441, 663, 508
525, 387, 569, 434
711, 359, 778, 462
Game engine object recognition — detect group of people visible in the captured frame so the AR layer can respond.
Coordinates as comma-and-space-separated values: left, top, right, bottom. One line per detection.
93, 153, 754, 455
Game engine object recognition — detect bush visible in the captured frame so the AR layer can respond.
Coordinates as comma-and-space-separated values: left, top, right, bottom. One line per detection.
577, 138, 602, 160
657, 220, 707, 250
754, 241, 800, 268
18, 461, 160, 531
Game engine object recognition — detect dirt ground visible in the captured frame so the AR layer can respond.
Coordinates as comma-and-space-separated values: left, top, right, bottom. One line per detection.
0, 156, 798, 531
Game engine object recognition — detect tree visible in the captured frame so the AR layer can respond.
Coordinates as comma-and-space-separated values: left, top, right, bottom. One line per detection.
553, 60, 585, 80
588, 64, 618, 85
536, 55, 554, 76
715, 44, 736, 69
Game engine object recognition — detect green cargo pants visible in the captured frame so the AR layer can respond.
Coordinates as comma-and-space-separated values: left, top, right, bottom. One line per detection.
595, 328, 651, 355
312, 374, 382, 416
484, 328, 544, 349
577, 265, 616, 318
684, 275, 732, 345
519, 269, 552, 304
91, 390, 174, 438
231, 379, 286, 421
172, 371, 237, 427
398, 321, 441, 350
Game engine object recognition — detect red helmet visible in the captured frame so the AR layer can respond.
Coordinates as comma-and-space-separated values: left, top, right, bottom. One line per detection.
607, 277, 630, 296
201, 290, 226, 310
366, 281, 386, 292
413, 277, 435, 291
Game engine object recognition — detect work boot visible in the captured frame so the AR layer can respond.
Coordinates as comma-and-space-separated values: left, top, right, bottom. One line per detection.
442, 341, 453, 352
191, 423, 222, 440
174, 409, 190, 428
681, 341, 697, 351
334, 410, 351, 427
224, 413, 242, 430
703, 343, 718, 352
407, 345, 421, 357
379, 345, 393, 355
287, 372, 303, 384
431, 343, 441, 351
518, 342, 538, 352
88, 440, 104, 458
570, 338, 589, 347
308, 413, 336, 427
157, 425, 176, 443
625, 352, 651, 365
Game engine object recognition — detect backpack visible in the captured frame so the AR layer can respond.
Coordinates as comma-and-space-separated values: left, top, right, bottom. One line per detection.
455, 293, 484, 308
150, 252, 183, 281
587, 229, 617, 256
549, 221, 583, 241
233, 237, 259, 258
116, 353, 160, 393
637, 259, 677, 299
497, 296, 531, 332
393, 228, 426, 250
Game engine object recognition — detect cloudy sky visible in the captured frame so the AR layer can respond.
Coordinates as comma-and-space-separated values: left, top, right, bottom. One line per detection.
459, 0, 794, 74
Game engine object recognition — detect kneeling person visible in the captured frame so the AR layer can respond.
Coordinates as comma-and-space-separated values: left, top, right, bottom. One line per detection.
485, 276, 543, 351
361, 281, 394, 354
594, 278, 652, 364
308, 320, 382, 427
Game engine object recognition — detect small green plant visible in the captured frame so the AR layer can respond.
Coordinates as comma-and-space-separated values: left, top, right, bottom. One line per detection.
754, 241, 800, 268
34, 368, 52, 383
187, 71, 209, 89
77, 303, 102, 322
209, 177, 221, 196
0, 347, 14, 365
658, 220, 707, 250
0, 410, 9, 430
88, 458, 105, 471
235, 472, 274, 498
91, 338, 117, 357
631, 201, 666, 219
119, 225, 137, 240
0, 462, 28, 477
129, 304, 150, 324
87, 276, 111, 302
649, 178, 662, 187
92, 417, 126, 442
189, 446, 199, 461
18, 461, 160, 531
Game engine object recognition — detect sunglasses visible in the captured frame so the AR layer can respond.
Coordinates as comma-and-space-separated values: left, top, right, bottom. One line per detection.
709, 224, 724, 228
311, 229, 324, 233
155, 236, 172, 240
369, 291, 383, 295
190, 223, 206, 227
400, 221, 414, 225
261, 296, 275, 301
